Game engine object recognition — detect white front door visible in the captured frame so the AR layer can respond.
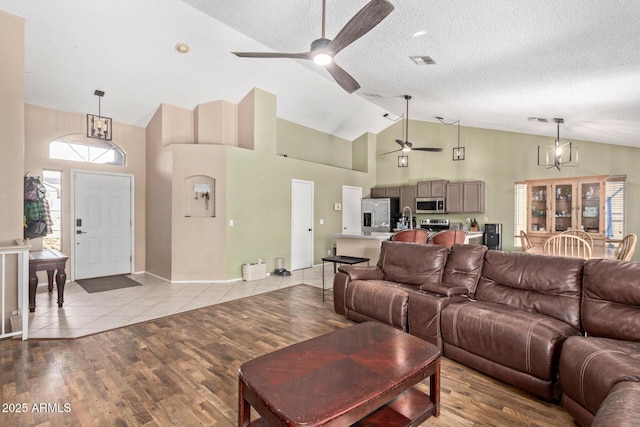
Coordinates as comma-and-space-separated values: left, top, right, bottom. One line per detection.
342, 185, 362, 233
73, 171, 133, 280
291, 179, 314, 270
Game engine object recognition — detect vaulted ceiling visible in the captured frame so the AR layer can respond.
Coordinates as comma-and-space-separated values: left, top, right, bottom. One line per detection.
3, 0, 640, 148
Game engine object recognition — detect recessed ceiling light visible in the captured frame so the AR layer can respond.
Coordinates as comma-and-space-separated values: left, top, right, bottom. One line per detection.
410, 55, 436, 65
412, 30, 427, 37
175, 43, 190, 54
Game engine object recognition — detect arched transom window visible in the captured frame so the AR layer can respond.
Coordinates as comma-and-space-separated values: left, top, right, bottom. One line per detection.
49, 133, 126, 166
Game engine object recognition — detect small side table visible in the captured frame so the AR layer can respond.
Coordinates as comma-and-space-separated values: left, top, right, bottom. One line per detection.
321, 255, 369, 301
29, 249, 68, 312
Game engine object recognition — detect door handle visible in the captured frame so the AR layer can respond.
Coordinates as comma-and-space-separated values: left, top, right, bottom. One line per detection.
76, 230, 87, 234
308, 228, 312, 231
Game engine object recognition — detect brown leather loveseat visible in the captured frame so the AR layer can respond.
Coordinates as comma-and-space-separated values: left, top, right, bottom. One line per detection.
333, 242, 640, 426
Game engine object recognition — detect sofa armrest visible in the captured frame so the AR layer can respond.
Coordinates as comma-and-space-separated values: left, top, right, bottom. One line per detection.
420, 282, 469, 297
337, 265, 384, 281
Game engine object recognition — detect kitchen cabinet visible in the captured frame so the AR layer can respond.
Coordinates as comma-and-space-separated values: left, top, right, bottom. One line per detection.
417, 180, 448, 198
371, 186, 400, 198
526, 175, 607, 245
399, 186, 417, 213
446, 181, 485, 213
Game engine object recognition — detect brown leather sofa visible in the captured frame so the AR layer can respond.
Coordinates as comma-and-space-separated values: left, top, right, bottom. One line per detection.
558, 259, 640, 426
333, 242, 640, 426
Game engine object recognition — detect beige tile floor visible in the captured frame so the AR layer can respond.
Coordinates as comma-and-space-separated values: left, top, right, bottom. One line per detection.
28, 265, 336, 339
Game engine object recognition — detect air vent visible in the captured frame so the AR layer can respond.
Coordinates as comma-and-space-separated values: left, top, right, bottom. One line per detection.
410, 56, 437, 65
363, 92, 382, 97
527, 117, 549, 123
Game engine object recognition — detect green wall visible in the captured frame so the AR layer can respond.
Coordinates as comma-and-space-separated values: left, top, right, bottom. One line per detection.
375, 120, 640, 254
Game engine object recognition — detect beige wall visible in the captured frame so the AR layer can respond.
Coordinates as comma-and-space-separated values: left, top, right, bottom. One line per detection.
24, 105, 147, 274
145, 106, 172, 279
375, 120, 640, 257
0, 11, 25, 325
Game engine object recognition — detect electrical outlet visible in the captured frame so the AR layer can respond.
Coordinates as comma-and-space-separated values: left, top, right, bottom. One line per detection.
319, 219, 324, 225
327, 250, 331, 255
483, 216, 489, 222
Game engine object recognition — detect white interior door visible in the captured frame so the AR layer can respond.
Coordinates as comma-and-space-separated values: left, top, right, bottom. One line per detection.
342, 185, 362, 233
73, 171, 133, 280
291, 179, 314, 270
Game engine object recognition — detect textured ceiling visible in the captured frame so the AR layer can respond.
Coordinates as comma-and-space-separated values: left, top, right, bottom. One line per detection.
2, 0, 640, 148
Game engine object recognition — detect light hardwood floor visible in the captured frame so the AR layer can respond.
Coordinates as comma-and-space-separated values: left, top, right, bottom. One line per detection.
1, 284, 575, 426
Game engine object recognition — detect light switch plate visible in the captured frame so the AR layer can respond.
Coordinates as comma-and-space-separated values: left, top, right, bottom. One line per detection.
333, 203, 342, 211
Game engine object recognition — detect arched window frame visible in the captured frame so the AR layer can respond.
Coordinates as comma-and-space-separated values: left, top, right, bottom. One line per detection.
49, 133, 126, 166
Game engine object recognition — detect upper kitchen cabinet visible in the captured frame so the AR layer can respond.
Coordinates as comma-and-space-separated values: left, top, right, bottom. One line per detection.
399, 186, 417, 212
446, 181, 485, 213
417, 180, 448, 198
371, 186, 400, 198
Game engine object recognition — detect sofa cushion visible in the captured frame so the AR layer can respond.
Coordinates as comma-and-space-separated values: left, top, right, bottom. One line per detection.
592, 381, 640, 427
582, 259, 640, 340
475, 251, 584, 330
441, 301, 580, 382
559, 336, 640, 416
377, 241, 449, 287
345, 280, 411, 330
442, 243, 487, 293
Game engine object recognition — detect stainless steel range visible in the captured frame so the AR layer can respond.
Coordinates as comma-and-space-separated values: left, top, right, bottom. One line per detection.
419, 218, 450, 232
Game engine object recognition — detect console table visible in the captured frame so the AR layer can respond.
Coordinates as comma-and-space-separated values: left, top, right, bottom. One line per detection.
321, 255, 369, 301
29, 249, 68, 312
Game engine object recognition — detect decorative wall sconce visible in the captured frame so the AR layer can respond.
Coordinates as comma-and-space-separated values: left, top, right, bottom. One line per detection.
87, 90, 112, 141
398, 155, 408, 167
436, 117, 465, 161
537, 118, 579, 170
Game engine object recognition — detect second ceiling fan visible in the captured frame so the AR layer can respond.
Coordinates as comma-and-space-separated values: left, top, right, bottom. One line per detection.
381, 95, 443, 155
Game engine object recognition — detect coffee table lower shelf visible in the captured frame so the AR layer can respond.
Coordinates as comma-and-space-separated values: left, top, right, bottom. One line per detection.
246, 388, 434, 427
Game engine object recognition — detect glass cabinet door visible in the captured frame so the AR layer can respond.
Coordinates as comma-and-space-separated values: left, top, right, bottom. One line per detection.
552, 183, 574, 232
529, 184, 550, 233
579, 181, 602, 234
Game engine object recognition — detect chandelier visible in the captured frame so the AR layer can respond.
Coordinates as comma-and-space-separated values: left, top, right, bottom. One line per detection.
537, 118, 578, 170
87, 90, 112, 141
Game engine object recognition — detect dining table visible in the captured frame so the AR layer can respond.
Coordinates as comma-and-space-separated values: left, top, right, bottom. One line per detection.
525, 244, 616, 259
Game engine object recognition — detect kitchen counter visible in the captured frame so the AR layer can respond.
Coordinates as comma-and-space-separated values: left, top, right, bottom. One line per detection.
331, 230, 485, 266
331, 232, 394, 240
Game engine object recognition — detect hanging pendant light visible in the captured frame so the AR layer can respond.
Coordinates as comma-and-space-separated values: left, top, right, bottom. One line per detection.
87, 90, 112, 141
537, 118, 578, 170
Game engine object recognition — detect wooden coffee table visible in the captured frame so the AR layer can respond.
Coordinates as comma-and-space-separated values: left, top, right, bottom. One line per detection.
238, 321, 441, 427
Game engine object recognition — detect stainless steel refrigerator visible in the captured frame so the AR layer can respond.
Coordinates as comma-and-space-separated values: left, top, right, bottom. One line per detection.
362, 198, 399, 232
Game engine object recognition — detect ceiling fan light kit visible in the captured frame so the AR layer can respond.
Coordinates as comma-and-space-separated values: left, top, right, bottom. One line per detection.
537, 118, 579, 170
231, 0, 394, 93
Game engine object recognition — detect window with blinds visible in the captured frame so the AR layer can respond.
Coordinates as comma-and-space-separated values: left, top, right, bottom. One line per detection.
605, 176, 626, 240
514, 182, 527, 246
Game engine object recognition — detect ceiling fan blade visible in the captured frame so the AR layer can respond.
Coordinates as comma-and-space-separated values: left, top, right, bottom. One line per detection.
328, 0, 395, 55
232, 51, 312, 60
412, 147, 444, 152
378, 148, 402, 155
394, 139, 405, 147
324, 61, 360, 93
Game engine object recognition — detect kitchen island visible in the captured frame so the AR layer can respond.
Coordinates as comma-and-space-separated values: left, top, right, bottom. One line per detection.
331, 232, 393, 265
331, 231, 485, 265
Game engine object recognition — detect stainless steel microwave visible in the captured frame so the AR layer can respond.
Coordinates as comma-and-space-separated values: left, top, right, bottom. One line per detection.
416, 197, 445, 214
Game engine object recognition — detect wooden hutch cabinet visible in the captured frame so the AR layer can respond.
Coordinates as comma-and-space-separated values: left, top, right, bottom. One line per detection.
526, 175, 607, 246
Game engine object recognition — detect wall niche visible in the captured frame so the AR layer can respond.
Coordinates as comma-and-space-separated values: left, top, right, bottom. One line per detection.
185, 175, 215, 217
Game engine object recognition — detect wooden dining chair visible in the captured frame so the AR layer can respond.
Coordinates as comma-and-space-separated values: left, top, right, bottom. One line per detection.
543, 234, 592, 259
614, 234, 637, 261
520, 230, 533, 251
390, 228, 430, 243
561, 229, 594, 248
